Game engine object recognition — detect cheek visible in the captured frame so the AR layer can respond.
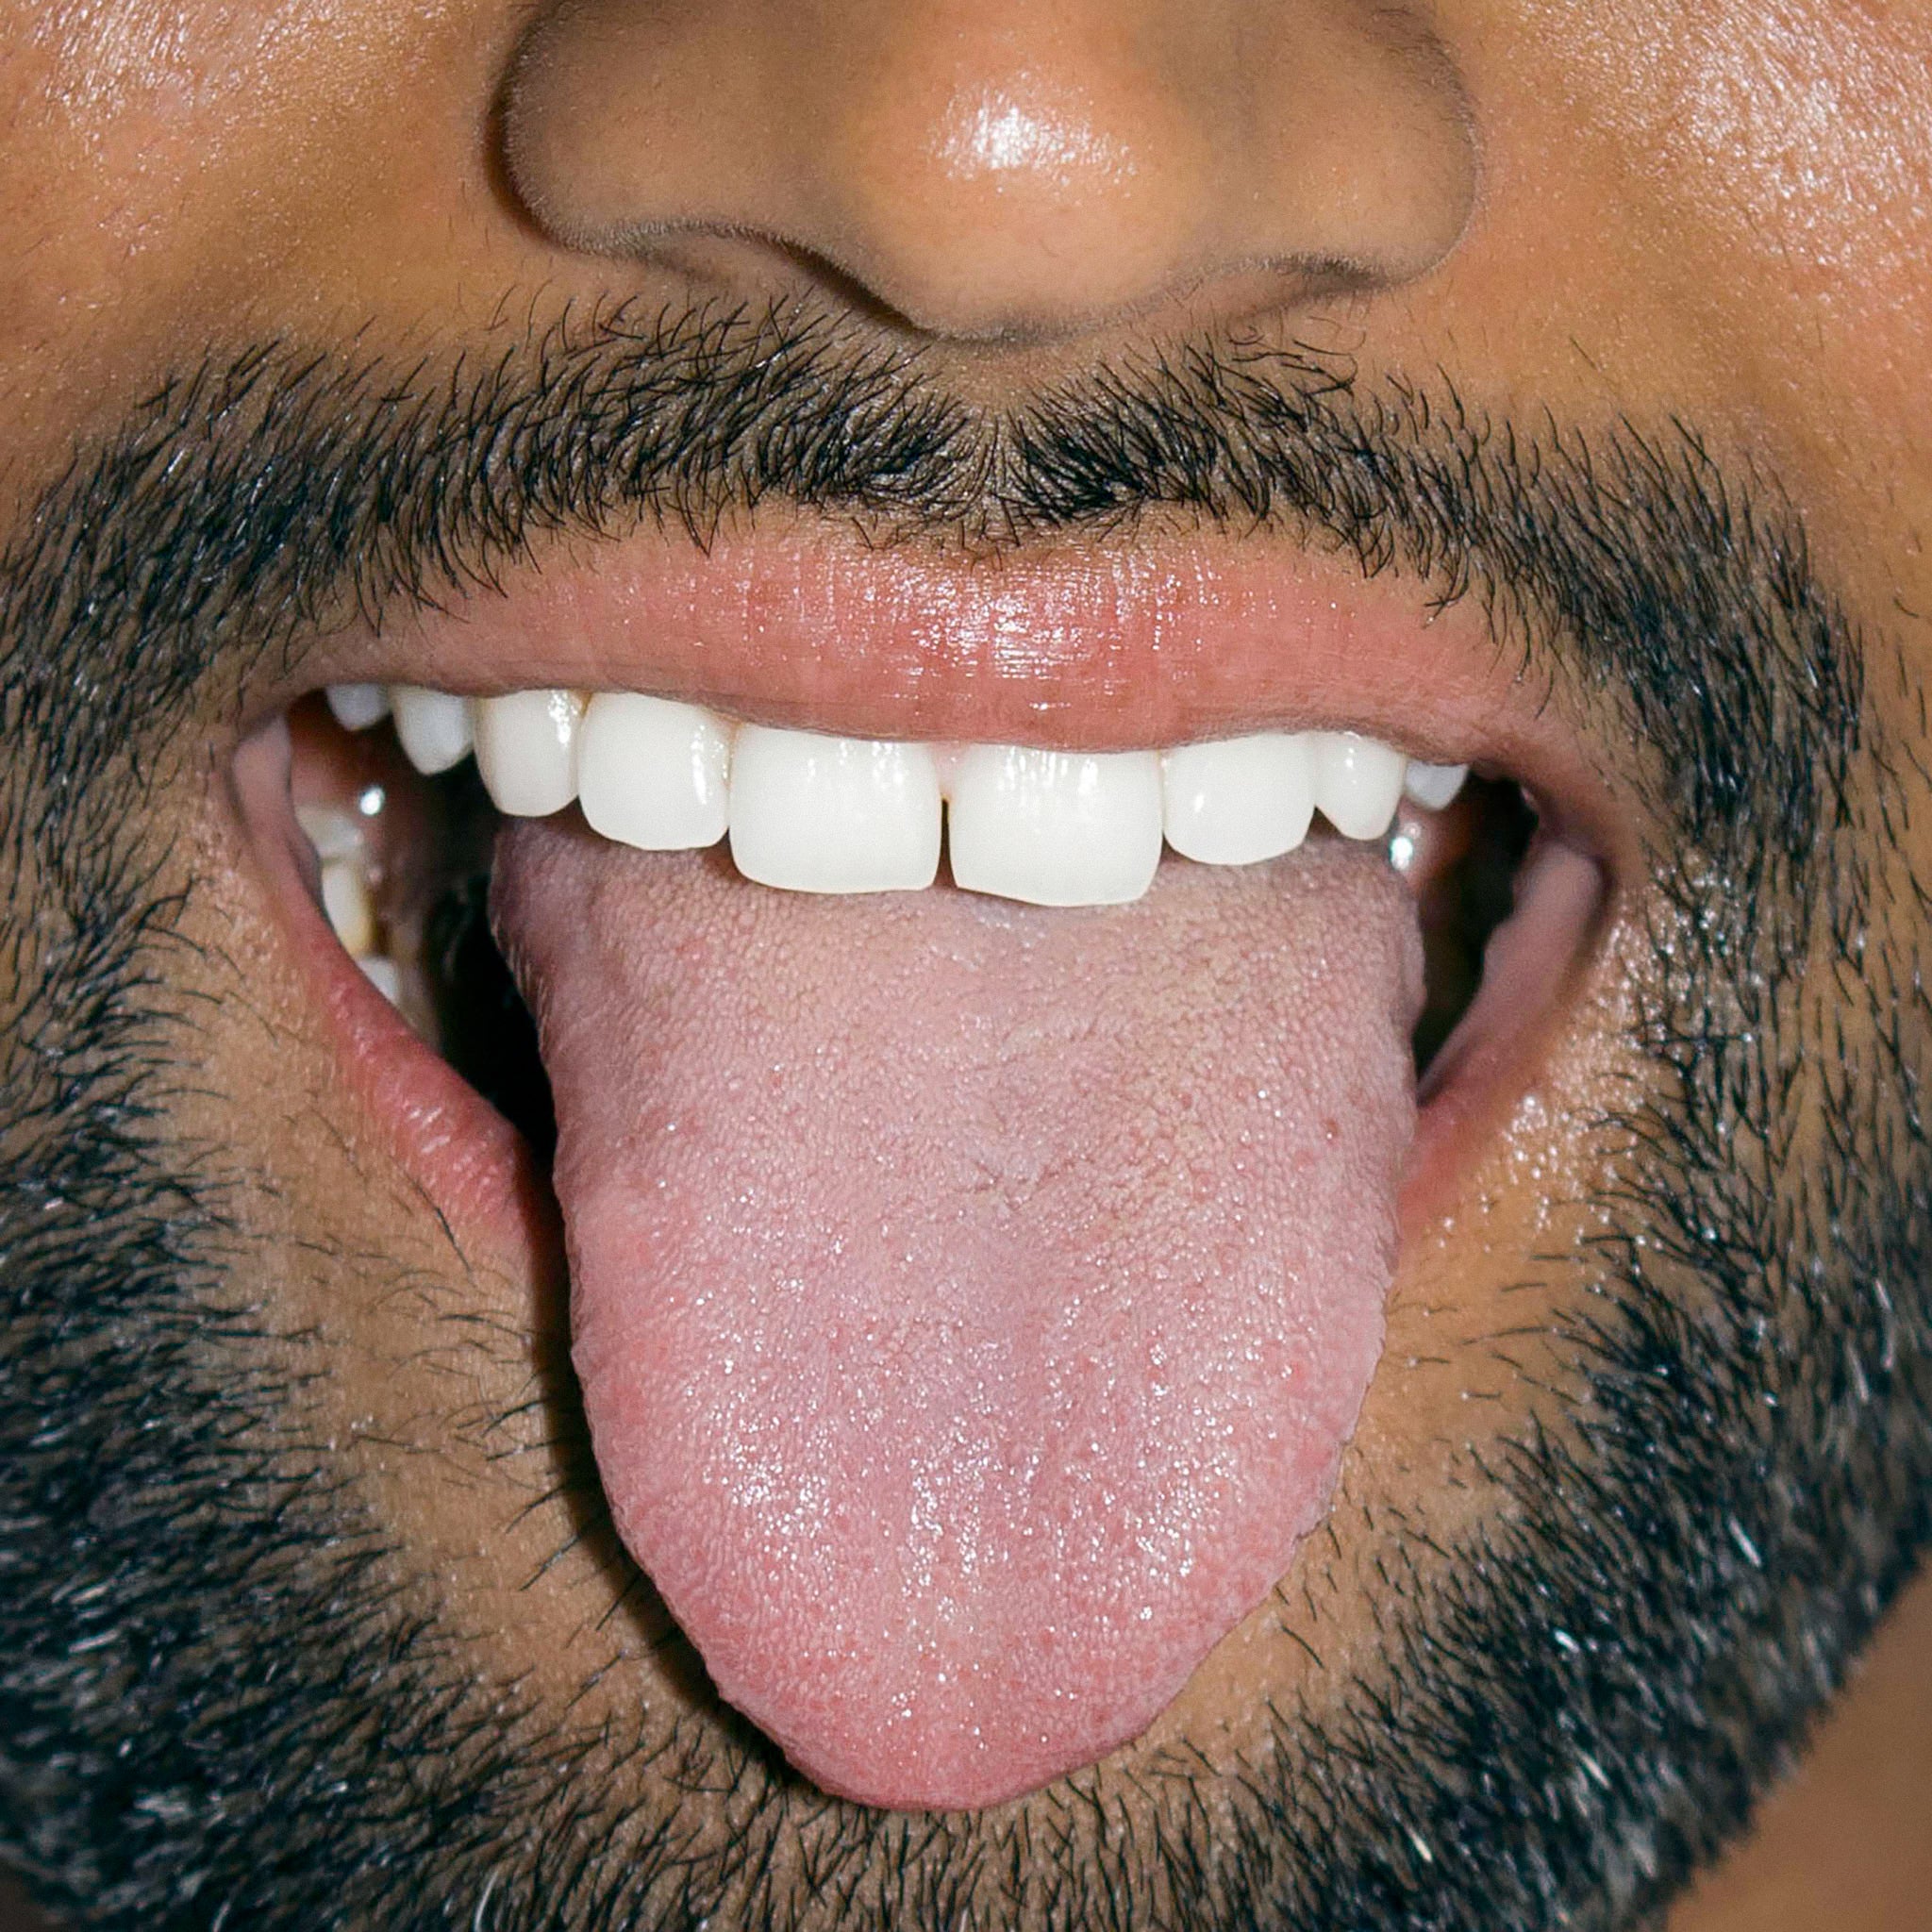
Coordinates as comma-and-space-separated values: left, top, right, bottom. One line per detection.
1525, 0, 1932, 280
0, 0, 492, 462
1496, 0, 1932, 659
13, 0, 428, 121
1656, 1, 1932, 460
1673, 2, 1932, 282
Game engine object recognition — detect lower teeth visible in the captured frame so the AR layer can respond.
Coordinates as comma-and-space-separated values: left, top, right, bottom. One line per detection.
297, 799, 402, 995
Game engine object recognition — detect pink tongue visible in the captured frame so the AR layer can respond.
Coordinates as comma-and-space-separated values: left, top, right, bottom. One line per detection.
493, 824, 1420, 1810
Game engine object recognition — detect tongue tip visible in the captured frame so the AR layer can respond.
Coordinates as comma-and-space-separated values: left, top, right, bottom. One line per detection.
733, 1657, 1185, 1814
662, 1448, 1365, 1814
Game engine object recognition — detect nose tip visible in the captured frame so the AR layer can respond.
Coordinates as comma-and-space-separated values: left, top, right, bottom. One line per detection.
844, 69, 1227, 339
503, 0, 1477, 345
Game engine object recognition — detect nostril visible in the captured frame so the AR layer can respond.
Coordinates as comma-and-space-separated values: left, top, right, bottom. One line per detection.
498, 0, 1480, 344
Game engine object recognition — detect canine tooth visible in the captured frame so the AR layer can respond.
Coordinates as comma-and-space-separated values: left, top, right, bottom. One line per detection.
1310, 732, 1407, 840
1405, 760, 1470, 811
1162, 733, 1316, 865
730, 727, 941, 893
391, 686, 475, 775
474, 689, 585, 818
948, 746, 1162, 906
321, 858, 377, 957
358, 955, 403, 1004
325, 683, 391, 732
578, 693, 732, 850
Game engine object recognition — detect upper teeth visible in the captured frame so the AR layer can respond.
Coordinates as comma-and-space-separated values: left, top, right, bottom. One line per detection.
949, 745, 1163, 907
332, 685, 1469, 908
391, 686, 475, 775
730, 727, 944, 896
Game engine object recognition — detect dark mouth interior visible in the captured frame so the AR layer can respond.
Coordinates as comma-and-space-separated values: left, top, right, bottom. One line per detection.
289, 694, 1539, 1168
1407, 774, 1537, 1068
427, 855, 558, 1159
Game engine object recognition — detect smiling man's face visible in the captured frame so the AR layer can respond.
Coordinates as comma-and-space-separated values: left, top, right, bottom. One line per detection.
3, 2, 1932, 1927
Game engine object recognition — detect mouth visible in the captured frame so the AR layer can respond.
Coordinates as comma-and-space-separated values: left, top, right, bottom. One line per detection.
229, 523, 1616, 1812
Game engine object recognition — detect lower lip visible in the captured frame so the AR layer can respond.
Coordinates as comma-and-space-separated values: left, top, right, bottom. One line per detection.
1401, 830, 1610, 1232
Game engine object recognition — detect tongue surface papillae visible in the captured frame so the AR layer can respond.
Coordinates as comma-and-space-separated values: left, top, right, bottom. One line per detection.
493, 823, 1422, 1810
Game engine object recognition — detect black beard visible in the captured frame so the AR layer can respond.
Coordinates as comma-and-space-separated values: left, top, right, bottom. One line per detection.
1, 303, 1926, 1931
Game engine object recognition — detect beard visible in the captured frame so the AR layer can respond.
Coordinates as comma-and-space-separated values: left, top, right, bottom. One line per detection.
0, 303, 1927, 1931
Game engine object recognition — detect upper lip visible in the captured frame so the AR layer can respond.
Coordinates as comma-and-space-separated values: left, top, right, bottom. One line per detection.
282, 519, 1635, 864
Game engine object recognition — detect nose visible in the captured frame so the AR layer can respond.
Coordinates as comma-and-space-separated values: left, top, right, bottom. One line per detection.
501, 0, 1477, 343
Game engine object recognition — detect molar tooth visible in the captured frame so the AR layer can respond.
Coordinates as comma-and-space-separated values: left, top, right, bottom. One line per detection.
1162, 733, 1315, 865
1310, 731, 1407, 841
948, 746, 1162, 907
729, 726, 941, 893
578, 692, 732, 850
390, 686, 475, 775
325, 683, 391, 732
1404, 760, 1470, 811
474, 689, 584, 818
294, 803, 365, 865
320, 858, 377, 958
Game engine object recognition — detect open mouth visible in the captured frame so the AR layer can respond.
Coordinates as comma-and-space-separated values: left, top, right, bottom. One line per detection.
228, 530, 1615, 1812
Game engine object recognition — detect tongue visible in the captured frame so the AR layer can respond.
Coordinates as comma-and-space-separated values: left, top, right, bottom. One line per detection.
492, 824, 1421, 1810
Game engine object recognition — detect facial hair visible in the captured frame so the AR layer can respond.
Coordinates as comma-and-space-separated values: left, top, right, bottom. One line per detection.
0, 304, 1926, 1931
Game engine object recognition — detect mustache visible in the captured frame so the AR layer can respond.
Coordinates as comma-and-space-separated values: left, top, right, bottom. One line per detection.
0, 296, 1860, 874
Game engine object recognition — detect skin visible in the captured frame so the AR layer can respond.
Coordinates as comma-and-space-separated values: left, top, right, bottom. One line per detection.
1, 1, 1930, 1927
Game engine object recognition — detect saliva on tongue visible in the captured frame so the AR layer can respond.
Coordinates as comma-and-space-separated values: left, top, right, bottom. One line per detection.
491, 823, 1422, 1811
